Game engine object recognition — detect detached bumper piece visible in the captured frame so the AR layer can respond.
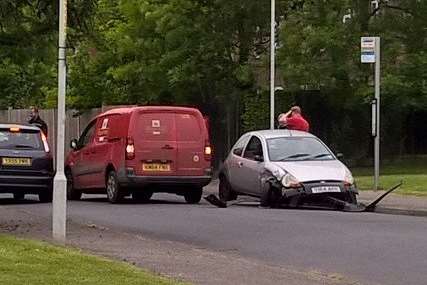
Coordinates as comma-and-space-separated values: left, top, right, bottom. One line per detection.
204, 182, 402, 213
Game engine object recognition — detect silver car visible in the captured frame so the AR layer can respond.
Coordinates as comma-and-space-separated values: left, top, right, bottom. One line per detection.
219, 130, 358, 208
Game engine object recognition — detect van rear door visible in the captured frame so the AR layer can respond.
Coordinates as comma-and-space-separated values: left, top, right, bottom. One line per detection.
133, 112, 177, 176
175, 111, 207, 176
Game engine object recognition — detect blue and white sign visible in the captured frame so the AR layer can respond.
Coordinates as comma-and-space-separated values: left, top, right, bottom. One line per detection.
361, 37, 376, 63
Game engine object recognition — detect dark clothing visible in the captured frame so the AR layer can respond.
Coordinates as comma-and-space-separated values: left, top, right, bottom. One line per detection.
28, 116, 48, 136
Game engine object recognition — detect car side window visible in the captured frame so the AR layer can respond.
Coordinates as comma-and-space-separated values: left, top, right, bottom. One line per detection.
243, 136, 263, 160
78, 120, 96, 148
232, 135, 250, 156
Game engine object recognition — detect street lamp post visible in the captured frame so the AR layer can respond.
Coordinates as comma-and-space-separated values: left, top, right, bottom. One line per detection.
52, 0, 68, 241
270, 0, 275, 130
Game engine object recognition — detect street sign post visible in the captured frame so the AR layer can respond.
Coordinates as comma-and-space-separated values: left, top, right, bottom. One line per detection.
270, 0, 275, 130
53, 0, 68, 241
361, 37, 380, 191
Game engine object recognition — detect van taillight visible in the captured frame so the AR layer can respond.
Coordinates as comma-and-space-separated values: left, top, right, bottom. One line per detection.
126, 137, 135, 160
41, 132, 50, 153
204, 142, 212, 161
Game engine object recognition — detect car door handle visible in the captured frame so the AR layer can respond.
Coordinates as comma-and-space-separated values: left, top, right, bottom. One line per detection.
162, 145, 174, 150
238, 162, 243, 168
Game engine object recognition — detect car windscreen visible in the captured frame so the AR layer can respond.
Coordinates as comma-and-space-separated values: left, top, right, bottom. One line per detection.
0, 129, 43, 150
267, 137, 334, 161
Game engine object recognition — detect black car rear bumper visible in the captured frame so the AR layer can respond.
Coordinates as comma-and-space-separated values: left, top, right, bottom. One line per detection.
0, 174, 53, 192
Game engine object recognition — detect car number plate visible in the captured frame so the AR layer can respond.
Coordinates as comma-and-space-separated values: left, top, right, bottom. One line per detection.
2, 157, 32, 166
142, 163, 171, 172
311, 186, 341, 194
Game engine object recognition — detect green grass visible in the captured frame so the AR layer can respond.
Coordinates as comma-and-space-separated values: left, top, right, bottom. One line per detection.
0, 235, 184, 285
352, 157, 427, 196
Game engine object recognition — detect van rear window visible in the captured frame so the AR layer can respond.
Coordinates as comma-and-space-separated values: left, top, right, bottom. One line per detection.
137, 113, 176, 141
176, 113, 202, 142
0, 129, 42, 150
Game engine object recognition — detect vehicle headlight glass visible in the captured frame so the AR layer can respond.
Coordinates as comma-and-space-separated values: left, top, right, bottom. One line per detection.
281, 173, 301, 188
344, 169, 354, 185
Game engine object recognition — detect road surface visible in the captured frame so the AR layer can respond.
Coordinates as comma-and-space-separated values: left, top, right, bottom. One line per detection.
1, 193, 426, 285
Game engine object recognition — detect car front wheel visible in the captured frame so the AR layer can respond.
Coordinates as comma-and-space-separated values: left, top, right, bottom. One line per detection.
106, 171, 124, 203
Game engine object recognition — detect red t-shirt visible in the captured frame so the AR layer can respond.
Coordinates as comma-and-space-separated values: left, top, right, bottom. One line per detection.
285, 114, 309, 132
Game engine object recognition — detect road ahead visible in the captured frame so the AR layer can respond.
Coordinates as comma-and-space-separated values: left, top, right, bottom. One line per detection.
1, 193, 427, 285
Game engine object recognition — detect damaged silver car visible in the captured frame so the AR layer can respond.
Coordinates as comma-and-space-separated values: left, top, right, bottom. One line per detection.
218, 130, 358, 209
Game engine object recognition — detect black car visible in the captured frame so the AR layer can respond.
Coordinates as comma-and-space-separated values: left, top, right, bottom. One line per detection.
0, 124, 53, 202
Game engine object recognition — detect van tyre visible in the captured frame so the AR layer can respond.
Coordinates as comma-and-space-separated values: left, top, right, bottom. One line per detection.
184, 187, 203, 204
13, 193, 25, 201
106, 170, 124, 203
133, 190, 153, 203
66, 170, 81, 200
39, 189, 53, 203
219, 176, 238, 202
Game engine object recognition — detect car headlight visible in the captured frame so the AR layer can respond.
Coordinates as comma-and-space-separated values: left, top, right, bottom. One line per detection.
281, 173, 301, 188
344, 169, 354, 185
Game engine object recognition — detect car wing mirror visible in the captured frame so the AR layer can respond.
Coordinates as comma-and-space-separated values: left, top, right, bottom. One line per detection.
254, 155, 264, 162
233, 147, 243, 156
70, 139, 78, 150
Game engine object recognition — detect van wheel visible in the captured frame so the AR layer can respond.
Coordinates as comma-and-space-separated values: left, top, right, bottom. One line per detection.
13, 193, 25, 201
133, 190, 153, 203
219, 176, 238, 202
39, 190, 53, 203
184, 187, 203, 204
106, 170, 124, 203
66, 170, 81, 200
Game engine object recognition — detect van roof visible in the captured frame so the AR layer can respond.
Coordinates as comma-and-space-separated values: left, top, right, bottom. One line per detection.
98, 106, 202, 118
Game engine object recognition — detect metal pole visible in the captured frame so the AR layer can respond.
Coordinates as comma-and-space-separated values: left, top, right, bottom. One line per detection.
270, 0, 275, 130
374, 37, 380, 191
53, 0, 68, 241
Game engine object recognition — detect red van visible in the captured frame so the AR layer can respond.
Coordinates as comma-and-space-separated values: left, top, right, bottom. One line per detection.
65, 106, 212, 204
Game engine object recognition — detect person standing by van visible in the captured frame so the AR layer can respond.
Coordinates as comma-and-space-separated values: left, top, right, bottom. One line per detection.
278, 106, 309, 132
28, 106, 48, 136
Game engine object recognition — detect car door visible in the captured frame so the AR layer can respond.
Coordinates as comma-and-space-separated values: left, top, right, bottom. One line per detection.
72, 120, 96, 189
227, 135, 250, 193
239, 136, 265, 195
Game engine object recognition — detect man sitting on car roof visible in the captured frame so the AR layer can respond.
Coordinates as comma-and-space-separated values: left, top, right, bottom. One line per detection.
278, 106, 309, 132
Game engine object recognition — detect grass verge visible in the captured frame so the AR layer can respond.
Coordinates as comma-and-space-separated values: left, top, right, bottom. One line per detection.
352, 157, 427, 196
0, 235, 184, 285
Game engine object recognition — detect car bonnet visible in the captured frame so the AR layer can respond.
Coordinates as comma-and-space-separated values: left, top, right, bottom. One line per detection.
274, 160, 348, 182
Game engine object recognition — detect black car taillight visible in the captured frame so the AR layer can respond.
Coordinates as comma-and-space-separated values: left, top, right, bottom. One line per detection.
125, 137, 135, 160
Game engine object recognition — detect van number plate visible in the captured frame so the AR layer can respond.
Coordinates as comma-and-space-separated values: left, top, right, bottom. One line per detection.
2, 157, 32, 166
311, 186, 341, 194
143, 163, 171, 172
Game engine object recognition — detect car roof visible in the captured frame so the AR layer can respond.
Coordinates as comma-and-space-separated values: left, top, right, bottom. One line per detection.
245, 129, 316, 140
99, 106, 202, 118
0, 123, 41, 131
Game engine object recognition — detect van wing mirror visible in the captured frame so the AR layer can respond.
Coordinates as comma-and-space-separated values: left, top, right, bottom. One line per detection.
70, 139, 78, 150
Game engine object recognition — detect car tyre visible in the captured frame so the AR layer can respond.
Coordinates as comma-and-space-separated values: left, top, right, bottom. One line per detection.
39, 189, 53, 203
133, 190, 153, 203
13, 193, 25, 201
219, 176, 238, 202
106, 170, 124, 203
66, 170, 82, 200
260, 182, 281, 208
184, 187, 203, 204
